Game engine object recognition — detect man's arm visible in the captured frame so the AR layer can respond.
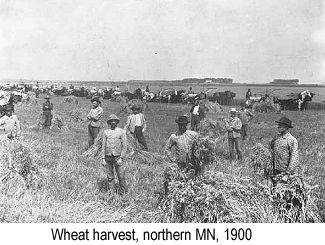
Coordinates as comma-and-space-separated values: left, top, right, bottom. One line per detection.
232, 118, 242, 131
90, 107, 103, 122
124, 115, 131, 132
287, 138, 299, 174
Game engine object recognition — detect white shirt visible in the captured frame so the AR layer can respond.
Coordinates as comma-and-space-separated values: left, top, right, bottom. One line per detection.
192, 105, 200, 115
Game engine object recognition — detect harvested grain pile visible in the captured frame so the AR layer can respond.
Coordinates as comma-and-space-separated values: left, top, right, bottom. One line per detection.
160, 168, 321, 223
201, 100, 223, 113
82, 129, 105, 158
63, 96, 78, 104
252, 98, 281, 113
246, 143, 272, 179
68, 109, 87, 123
30, 111, 68, 131
0, 139, 43, 195
161, 170, 272, 222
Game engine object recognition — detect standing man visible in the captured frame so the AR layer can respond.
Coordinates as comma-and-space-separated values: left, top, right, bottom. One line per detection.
102, 114, 128, 194
190, 99, 205, 131
0, 104, 21, 139
165, 115, 199, 170
87, 97, 103, 147
42, 95, 53, 129
270, 116, 299, 185
246, 89, 252, 100
124, 104, 148, 151
225, 108, 242, 161
238, 103, 254, 140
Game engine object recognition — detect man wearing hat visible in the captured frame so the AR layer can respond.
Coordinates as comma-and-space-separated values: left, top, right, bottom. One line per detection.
87, 97, 103, 147
124, 104, 148, 151
225, 108, 243, 161
102, 114, 128, 194
190, 99, 205, 131
0, 104, 21, 139
165, 115, 199, 170
42, 95, 53, 129
270, 116, 299, 184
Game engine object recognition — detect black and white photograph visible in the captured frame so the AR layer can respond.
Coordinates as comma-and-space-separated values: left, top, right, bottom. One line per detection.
0, 0, 324, 230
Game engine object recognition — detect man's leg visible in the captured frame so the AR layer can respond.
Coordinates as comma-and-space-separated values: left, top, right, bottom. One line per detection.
134, 126, 148, 151
93, 127, 100, 141
104, 156, 117, 193
88, 124, 94, 147
228, 138, 235, 161
115, 162, 127, 194
242, 124, 248, 140
234, 138, 242, 160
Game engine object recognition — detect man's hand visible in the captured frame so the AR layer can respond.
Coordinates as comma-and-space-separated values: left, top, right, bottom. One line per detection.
102, 158, 107, 166
117, 158, 123, 165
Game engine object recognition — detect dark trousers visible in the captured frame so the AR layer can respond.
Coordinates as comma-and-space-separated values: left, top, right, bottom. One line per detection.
241, 124, 248, 140
228, 137, 242, 161
191, 114, 200, 131
104, 155, 127, 194
43, 112, 52, 128
133, 126, 148, 151
88, 124, 100, 147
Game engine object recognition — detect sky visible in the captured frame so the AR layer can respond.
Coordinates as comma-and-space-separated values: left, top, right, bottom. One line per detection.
0, 0, 325, 83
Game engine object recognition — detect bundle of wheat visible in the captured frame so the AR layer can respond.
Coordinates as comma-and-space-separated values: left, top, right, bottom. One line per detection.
198, 118, 226, 138
252, 98, 281, 113
201, 100, 223, 113
161, 170, 272, 222
0, 139, 43, 195
50, 111, 69, 131
271, 175, 321, 223
82, 129, 105, 158
68, 109, 86, 123
160, 168, 321, 223
247, 143, 272, 179
63, 96, 78, 104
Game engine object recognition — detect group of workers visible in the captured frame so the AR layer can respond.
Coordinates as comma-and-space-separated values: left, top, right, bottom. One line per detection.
0, 92, 299, 196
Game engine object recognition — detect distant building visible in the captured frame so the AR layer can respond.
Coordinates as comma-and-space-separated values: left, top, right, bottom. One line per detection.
270, 79, 299, 85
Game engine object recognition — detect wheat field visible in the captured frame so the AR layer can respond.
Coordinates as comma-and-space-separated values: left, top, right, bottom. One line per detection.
0, 95, 324, 222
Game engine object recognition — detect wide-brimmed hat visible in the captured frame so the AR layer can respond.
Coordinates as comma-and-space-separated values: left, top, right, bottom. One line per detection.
275, 116, 293, 128
91, 97, 101, 104
229, 108, 238, 113
175, 115, 189, 124
130, 104, 141, 110
5, 104, 14, 111
107, 114, 120, 123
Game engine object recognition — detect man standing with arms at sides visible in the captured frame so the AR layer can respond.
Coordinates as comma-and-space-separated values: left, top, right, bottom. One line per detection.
42, 95, 53, 130
238, 103, 254, 140
0, 104, 21, 140
270, 116, 299, 186
124, 104, 148, 151
225, 108, 242, 161
87, 97, 103, 147
246, 88, 252, 100
102, 114, 128, 194
190, 99, 205, 131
